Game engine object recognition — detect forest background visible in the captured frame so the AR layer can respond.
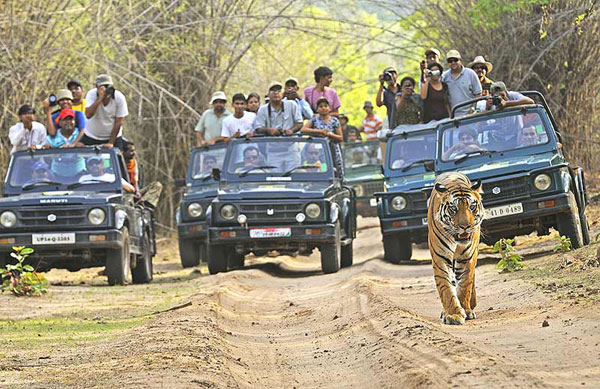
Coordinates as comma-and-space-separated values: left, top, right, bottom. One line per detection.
0, 0, 598, 230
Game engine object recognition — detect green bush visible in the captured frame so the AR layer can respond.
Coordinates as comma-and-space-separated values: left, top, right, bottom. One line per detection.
553, 235, 572, 253
0, 246, 48, 296
493, 238, 524, 273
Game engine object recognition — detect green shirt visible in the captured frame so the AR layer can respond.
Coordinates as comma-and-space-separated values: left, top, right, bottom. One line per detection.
194, 108, 232, 142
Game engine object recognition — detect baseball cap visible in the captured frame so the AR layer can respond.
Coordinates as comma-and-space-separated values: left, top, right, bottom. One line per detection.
18, 104, 35, 115
67, 79, 82, 89
363, 101, 374, 108
284, 77, 299, 86
383, 66, 398, 74
425, 48, 441, 57
489, 81, 507, 94
95, 74, 113, 87
268, 81, 283, 92
446, 50, 462, 60
210, 91, 227, 104
57, 109, 75, 121
56, 89, 73, 102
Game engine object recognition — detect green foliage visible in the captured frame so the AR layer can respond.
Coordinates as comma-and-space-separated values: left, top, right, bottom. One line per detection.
493, 238, 524, 273
468, 0, 550, 28
0, 246, 48, 296
553, 235, 572, 253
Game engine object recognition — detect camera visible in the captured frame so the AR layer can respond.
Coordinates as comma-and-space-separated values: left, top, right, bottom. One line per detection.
97, 84, 115, 98
426, 70, 441, 78
382, 70, 394, 82
491, 95, 503, 106
48, 94, 58, 107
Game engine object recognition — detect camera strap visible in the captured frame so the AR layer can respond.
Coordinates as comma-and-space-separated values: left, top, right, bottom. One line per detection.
267, 102, 285, 128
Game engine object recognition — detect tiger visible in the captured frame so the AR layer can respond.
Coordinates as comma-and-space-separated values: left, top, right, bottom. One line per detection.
427, 172, 484, 325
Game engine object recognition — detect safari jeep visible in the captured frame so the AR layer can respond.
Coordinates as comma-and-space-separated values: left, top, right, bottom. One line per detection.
341, 140, 384, 217
205, 135, 356, 274
437, 92, 590, 247
176, 144, 227, 268
0, 147, 156, 285
375, 124, 438, 263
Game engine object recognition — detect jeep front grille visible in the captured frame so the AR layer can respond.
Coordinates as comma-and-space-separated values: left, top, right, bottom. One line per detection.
239, 203, 304, 223
483, 177, 529, 204
19, 207, 87, 227
362, 181, 384, 198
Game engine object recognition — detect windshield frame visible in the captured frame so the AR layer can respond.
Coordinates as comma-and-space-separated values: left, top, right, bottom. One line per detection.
436, 106, 559, 171
384, 127, 438, 177
3, 147, 124, 195
221, 136, 335, 183
186, 143, 228, 186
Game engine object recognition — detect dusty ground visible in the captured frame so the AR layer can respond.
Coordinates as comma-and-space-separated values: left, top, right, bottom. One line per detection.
1, 213, 600, 388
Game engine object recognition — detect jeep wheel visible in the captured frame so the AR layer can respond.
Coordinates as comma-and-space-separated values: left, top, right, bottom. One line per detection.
321, 222, 341, 274
207, 244, 228, 274
557, 192, 584, 249
581, 210, 591, 246
199, 244, 207, 263
106, 226, 132, 286
383, 233, 412, 264
132, 230, 153, 284
228, 252, 245, 270
341, 240, 353, 268
179, 238, 200, 268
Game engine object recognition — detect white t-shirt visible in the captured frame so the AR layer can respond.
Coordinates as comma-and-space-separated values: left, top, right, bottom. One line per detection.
221, 111, 256, 137
84, 88, 129, 140
79, 173, 116, 183
8, 121, 47, 154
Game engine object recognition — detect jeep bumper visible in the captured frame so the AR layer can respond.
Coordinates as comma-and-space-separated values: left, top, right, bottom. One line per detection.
0, 229, 124, 251
356, 197, 378, 217
208, 223, 337, 247
177, 221, 208, 240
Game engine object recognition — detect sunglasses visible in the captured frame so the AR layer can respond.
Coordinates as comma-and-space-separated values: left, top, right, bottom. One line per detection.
244, 155, 259, 161
523, 132, 537, 137
473, 65, 487, 71
447, 58, 460, 63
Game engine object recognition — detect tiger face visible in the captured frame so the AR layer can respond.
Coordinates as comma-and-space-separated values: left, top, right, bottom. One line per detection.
435, 181, 484, 243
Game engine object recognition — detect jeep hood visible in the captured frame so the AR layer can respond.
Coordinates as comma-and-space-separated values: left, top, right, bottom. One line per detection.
345, 166, 384, 184
183, 183, 218, 201
387, 172, 437, 191
218, 181, 332, 200
0, 191, 120, 207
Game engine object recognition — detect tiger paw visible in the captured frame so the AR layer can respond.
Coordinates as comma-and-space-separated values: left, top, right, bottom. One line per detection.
442, 313, 465, 325
465, 311, 476, 320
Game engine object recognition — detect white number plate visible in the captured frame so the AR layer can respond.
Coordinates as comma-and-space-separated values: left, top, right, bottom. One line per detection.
249, 227, 291, 239
485, 202, 523, 219
32, 233, 76, 245
369, 198, 377, 207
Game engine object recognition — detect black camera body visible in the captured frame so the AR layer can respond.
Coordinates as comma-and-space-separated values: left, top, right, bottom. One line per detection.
48, 94, 58, 107
382, 70, 394, 82
492, 95, 503, 106
97, 85, 115, 99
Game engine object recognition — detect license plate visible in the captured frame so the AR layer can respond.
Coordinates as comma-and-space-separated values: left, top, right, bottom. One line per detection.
32, 233, 75, 245
249, 227, 291, 239
370, 198, 377, 207
485, 202, 523, 219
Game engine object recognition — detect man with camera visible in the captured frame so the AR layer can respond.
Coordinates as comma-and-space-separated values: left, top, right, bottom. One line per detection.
45, 89, 86, 133
419, 48, 441, 86
83, 74, 129, 149
376, 66, 399, 129
485, 81, 533, 111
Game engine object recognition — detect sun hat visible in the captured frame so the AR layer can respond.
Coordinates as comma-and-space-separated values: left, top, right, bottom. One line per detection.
445, 50, 462, 60
284, 77, 299, 86
95, 74, 113, 87
267, 81, 283, 92
468, 56, 493, 73
363, 101, 374, 109
210, 91, 227, 104
56, 89, 73, 102
425, 48, 441, 57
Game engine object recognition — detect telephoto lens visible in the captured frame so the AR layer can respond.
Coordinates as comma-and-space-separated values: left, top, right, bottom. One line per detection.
48, 94, 58, 106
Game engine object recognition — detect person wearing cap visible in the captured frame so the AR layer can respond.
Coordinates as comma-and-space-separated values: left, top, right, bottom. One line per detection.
486, 81, 533, 111
79, 155, 135, 193
30, 161, 52, 182
301, 97, 343, 142
45, 108, 83, 148
358, 101, 383, 141
395, 77, 423, 125
440, 50, 482, 117
304, 66, 341, 117
45, 89, 87, 134
376, 66, 400, 128
8, 104, 47, 154
283, 77, 313, 120
419, 48, 441, 86
468, 56, 494, 94
83, 74, 129, 149
195, 91, 231, 147
67, 79, 86, 113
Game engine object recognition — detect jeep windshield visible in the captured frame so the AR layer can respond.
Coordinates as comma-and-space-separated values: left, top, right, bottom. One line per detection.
387, 129, 437, 172
7, 149, 119, 192
440, 110, 550, 163
342, 140, 381, 169
188, 145, 227, 183
224, 137, 333, 180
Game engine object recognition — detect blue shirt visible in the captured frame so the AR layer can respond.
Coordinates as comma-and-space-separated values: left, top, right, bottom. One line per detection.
46, 128, 81, 148
284, 97, 313, 120
51, 109, 86, 131
310, 116, 340, 133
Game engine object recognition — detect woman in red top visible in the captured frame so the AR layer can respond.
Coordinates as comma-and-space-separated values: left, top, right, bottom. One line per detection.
420, 62, 451, 122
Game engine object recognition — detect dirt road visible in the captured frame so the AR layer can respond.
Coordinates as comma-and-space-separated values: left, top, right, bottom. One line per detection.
1, 217, 600, 388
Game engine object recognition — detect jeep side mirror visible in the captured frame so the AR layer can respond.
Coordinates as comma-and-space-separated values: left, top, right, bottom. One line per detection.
174, 178, 186, 187
424, 160, 435, 172
212, 168, 221, 181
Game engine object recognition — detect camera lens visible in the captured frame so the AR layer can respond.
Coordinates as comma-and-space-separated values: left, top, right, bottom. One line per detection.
48, 94, 57, 106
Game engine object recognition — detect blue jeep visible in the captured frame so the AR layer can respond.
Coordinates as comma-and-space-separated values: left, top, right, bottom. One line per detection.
375, 124, 438, 262
437, 92, 590, 247
176, 144, 227, 267
341, 140, 384, 217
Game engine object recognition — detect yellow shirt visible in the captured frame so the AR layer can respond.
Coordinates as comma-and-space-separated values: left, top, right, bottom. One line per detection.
71, 99, 86, 113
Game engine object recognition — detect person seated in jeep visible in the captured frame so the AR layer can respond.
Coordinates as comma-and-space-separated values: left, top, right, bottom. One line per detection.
519, 125, 540, 147
23, 161, 53, 185
242, 146, 262, 170
442, 128, 481, 160
302, 143, 327, 172
201, 155, 218, 175
79, 155, 135, 193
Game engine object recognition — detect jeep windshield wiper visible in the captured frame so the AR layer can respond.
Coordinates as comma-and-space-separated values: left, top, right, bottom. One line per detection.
401, 159, 435, 172
67, 179, 109, 189
238, 165, 277, 177
22, 181, 64, 191
281, 164, 321, 176
454, 150, 491, 164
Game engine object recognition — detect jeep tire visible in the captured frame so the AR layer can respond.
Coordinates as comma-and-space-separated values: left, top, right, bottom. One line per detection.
321, 222, 341, 274
106, 226, 132, 286
228, 252, 245, 269
132, 230, 153, 284
383, 233, 412, 264
557, 192, 584, 249
207, 244, 228, 274
341, 240, 353, 268
179, 238, 200, 268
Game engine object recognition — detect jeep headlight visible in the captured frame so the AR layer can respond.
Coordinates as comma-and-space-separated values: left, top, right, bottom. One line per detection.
353, 185, 364, 197
88, 208, 106, 225
391, 196, 407, 211
187, 202, 203, 218
305, 203, 321, 219
0, 211, 17, 227
220, 204, 237, 220
534, 174, 552, 191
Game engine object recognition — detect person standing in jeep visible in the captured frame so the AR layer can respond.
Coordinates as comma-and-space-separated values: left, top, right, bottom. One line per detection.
83, 74, 129, 149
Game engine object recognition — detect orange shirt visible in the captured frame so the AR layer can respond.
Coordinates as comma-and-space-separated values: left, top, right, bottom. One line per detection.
362, 114, 382, 141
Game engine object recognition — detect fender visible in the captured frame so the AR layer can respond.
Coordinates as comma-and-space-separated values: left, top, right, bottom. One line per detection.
569, 167, 587, 213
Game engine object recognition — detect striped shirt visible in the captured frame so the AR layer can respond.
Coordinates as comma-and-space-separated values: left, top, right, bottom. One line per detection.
361, 114, 383, 141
